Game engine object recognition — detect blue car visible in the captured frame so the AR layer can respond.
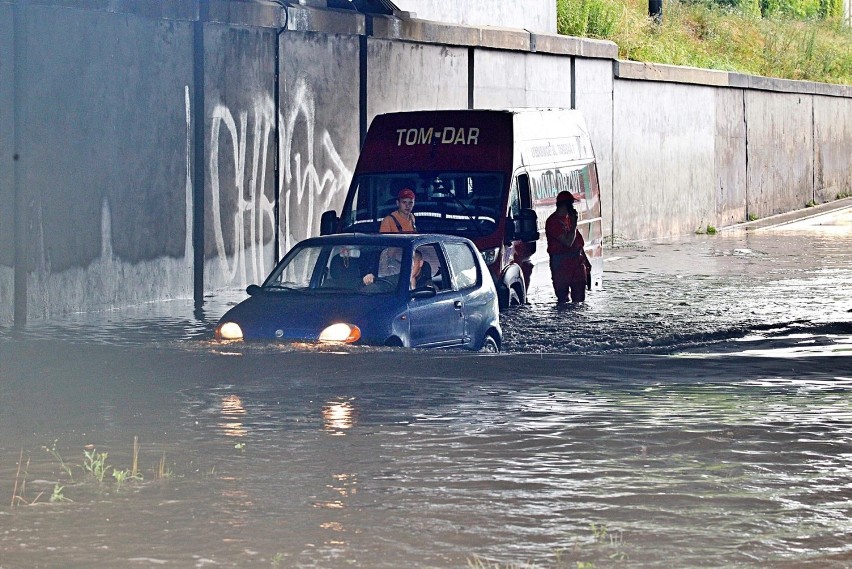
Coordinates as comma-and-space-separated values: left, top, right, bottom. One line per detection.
214, 233, 502, 351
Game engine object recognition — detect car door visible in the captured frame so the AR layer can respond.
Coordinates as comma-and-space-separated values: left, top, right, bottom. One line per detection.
407, 243, 464, 348
441, 241, 483, 347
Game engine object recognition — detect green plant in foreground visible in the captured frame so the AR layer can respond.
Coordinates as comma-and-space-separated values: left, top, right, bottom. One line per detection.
748, 213, 759, 221
50, 483, 72, 503
83, 448, 110, 483
806, 199, 817, 207
112, 468, 142, 491
695, 224, 718, 234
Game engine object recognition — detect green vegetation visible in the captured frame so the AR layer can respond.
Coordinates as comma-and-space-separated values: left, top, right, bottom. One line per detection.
557, 0, 852, 85
696, 224, 718, 234
9, 440, 152, 509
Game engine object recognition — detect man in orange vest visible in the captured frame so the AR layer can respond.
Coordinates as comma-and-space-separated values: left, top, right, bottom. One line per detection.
545, 190, 589, 304
380, 188, 417, 233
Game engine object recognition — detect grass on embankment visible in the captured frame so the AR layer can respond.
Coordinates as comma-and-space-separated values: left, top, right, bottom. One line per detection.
557, 0, 852, 85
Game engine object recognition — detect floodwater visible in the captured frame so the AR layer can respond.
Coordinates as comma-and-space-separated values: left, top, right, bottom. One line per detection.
1, 209, 850, 568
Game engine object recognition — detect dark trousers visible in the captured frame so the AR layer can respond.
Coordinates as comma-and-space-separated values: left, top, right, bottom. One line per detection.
550, 255, 586, 303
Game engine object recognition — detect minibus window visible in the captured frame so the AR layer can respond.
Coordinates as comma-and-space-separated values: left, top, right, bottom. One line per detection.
341, 171, 505, 238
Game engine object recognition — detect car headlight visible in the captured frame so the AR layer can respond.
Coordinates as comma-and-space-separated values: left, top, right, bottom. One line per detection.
215, 322, 244, 340
480, 247, 500, 266
319, 323, 361, 344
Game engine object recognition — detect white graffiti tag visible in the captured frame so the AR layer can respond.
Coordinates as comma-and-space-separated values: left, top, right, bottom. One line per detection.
209, 98, 276, 287
206, 79, 352, 290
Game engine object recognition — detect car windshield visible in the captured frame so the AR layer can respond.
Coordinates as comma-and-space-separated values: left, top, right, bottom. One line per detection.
262, 244, 405, 295
340, 172, 504, 238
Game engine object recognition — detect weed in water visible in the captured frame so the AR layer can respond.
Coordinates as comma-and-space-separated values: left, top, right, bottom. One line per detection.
157, 452, 174, 479
271, 553, 284, 568
50, 484, 72, 503
43, 440, 75, 482
112, 469, 130, 491
83, 448, 111, 483
132, 436, 140, 479
11, 449, 27, 508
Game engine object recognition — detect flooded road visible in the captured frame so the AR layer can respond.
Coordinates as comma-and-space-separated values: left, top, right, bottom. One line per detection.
1, 209, 850, 568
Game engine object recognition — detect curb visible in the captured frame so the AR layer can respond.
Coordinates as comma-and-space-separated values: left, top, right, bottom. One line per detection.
722, 197, 852, 231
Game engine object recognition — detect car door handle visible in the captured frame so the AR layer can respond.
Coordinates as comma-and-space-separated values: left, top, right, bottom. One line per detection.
454, 300, 463, 309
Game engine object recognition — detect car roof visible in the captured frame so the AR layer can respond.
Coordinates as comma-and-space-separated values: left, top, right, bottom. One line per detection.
296, 233, 474, 248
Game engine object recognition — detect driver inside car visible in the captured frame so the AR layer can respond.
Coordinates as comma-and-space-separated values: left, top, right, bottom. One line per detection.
361, 247, 402, 287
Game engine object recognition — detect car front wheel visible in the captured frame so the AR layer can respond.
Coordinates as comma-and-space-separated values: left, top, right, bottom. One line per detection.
479, 334, 499, 353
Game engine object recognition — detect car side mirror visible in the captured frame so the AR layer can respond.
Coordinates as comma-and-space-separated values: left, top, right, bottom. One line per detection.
246, 284, 261, 296
410, 286, 437, 300
514, 208, 539, 242
320, 210, 338, 236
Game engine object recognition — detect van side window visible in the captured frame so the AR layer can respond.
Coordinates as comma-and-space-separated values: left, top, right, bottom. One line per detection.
444, 242, 479, 290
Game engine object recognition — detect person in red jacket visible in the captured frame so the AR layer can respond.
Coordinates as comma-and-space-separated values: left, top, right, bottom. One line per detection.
545, 190, 589, 304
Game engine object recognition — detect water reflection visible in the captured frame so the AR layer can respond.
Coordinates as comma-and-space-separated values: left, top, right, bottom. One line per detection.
322, 399, 357, 434
219, 394, 247, 437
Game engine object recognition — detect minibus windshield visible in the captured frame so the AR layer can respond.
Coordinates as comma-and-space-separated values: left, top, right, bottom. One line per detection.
340, 172, 505, 238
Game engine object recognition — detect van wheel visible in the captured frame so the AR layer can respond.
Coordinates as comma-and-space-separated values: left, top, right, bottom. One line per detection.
479, 334, 499, 353
498, 284, 521, 310
509, 284, 524, 306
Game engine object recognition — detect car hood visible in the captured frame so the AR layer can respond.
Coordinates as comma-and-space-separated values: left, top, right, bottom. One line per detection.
218, 291, 403, 342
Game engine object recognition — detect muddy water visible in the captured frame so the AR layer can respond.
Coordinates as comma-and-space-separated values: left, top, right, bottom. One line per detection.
1, 213, 850, 568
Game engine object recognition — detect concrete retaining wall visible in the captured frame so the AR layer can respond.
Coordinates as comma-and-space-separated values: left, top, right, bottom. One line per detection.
0, 3, 13, 323
395, 0, 557, 34
1, 0, 849, 324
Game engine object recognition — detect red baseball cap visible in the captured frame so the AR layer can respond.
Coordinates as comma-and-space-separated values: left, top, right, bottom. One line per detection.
556, 190, 576, 204
398, 188, 415, 200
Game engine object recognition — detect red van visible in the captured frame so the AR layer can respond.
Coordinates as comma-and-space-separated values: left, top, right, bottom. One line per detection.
321, 109, 603, 309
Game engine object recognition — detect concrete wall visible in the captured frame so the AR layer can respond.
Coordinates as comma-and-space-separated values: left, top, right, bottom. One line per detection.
575, 58, 615, 238
395, 0, 557, 34
8, 3, 195, 320
1, 0, 850, 324
746, 90, 814, 218
715, 88, 747, 227
0, 3, 13, 323
814, 94, 852, 203
613, 77, 717, 240
203, 22, 277, 289
280, 30, 360, 254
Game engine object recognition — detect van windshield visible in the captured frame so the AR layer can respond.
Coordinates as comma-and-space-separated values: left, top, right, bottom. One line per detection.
340, 172, 505, 238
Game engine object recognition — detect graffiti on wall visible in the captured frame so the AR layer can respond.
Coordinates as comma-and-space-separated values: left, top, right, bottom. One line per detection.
206, 78, 352, 289
279, 79, 352, 252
